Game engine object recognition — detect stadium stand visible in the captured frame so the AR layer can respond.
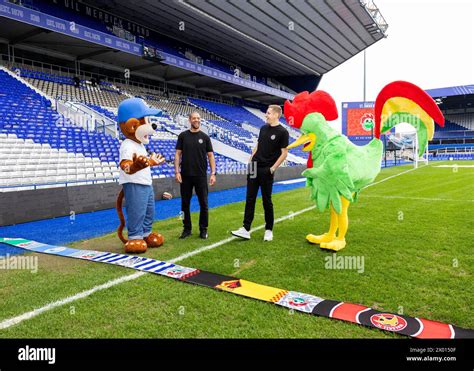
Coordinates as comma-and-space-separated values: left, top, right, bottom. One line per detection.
2, 58, 470, 194
190, 98, 268, 129
5, 64, 308, 161
0, 68, 249, 191
21, 69, 127, 108
444, 113, 474, 130
189, 98, 310, 160
433, 119, 467, 132
144, 96, 221, 121
86, 104, 118, 122
427, 112, 474, 159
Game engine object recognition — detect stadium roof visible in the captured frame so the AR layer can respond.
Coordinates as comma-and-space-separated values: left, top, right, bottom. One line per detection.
0, 0, 388, 104
87, 0, 387, 77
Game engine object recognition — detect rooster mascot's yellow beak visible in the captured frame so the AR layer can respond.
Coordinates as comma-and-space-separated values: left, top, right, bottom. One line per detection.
287, 133, 316, 152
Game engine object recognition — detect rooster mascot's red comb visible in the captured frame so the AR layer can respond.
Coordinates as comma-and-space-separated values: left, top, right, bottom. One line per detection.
284, 90, 338, 128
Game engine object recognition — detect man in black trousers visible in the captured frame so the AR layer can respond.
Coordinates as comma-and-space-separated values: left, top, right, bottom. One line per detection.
175, 111, 216, 239
231, 105, 289, 241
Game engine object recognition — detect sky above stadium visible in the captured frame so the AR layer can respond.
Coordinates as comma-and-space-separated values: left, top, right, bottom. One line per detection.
318, 0, 474, 131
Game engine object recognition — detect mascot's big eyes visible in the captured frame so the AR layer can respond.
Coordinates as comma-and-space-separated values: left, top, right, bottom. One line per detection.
145, 116, 159, 131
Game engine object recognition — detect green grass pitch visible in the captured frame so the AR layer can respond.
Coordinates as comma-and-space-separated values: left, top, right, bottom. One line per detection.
0, 161, 472, 338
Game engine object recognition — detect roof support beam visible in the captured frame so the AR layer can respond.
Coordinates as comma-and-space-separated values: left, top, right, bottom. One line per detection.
10, 29, 51, 45
130, 62, 158, 72
76, 49, 114, 61
166, 71, 199, 82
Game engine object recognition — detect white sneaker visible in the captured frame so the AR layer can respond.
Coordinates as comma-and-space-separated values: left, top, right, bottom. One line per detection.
231, 227, 251, 240
263, 230, 273, 241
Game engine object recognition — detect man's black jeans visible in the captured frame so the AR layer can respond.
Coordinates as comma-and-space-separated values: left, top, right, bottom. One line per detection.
243, 166, 274, 231
180, 175, 209, 232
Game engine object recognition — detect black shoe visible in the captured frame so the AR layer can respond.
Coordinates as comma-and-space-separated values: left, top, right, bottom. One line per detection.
179, 230, 192, 239
199, 229, 208, 239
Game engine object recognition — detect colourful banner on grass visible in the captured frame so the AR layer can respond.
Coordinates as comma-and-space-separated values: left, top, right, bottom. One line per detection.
0, 237, 472, 339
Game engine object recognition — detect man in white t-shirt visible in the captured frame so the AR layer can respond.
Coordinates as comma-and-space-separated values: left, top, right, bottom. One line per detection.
117, 98, 165, 253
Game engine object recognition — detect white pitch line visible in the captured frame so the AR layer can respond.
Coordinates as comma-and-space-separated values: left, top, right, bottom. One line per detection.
275, 177, 306, 185
0, 272, 145, 330
0, 166, 417, 330
363, 166, 420, 189
434, 164, 474, 168
0, 206, 314, 330
363, 195, 474, 203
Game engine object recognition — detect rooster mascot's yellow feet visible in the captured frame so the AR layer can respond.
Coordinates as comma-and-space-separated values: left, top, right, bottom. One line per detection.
306, 233, 335, 244
320, 238, 346, 252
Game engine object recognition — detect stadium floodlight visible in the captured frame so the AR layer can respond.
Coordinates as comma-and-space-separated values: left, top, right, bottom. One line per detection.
360, 0, 389, 36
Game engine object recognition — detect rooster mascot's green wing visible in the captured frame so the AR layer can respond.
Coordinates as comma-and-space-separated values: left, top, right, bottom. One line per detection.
299, 112, 383, 213
285, 82, 445, 252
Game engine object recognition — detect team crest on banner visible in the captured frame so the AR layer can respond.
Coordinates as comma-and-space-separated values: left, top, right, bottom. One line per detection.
17, 241, 45, 250
160, 265, 198, 279
44, 247, 67, 253
276, 291, 324, 313
216, 279, 242, 290
370, 313, 407, 332
71, 250, 107, 260
117, 256, 149, 268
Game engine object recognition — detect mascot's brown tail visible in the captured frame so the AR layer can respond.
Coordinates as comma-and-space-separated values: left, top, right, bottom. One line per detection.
116, 189, 128, 243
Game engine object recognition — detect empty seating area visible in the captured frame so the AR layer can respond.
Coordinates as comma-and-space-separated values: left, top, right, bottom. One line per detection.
113, 82, 224, 119
435, 119, 467, 132
243, 105, 299, 138
430, 113, 474, 152
207, 120, 255, 153
0, 69, 252, 191
13, 66, 304, 162
13, 66, 227, 123
190, 98, 265, 129
146, 138, 246, 178
27, 77, 127, 107
140, 96, 221, 121
433, 130, 474, 140
114, 83, 168, 99
87, 104, 118, 122
0, 134, 118, 190
17, 67, 74, 85
428, 151, 474, 161
190, 98, 308, 160
12, 66, 127, 107
444, 113, 474, 130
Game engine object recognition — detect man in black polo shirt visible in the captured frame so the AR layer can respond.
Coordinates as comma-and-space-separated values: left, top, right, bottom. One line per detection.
175, 111, 216, 239
231, 105, 289, 241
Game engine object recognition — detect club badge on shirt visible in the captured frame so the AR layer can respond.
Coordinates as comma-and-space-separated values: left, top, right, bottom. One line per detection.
271, 135, 276, 140
199, 139, 203, 144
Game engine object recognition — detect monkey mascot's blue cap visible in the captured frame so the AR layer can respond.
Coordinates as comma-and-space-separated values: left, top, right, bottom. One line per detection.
117, 98, 163, 123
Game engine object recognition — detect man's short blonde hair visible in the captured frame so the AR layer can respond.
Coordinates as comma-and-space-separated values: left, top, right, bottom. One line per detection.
268, 105, 282, 118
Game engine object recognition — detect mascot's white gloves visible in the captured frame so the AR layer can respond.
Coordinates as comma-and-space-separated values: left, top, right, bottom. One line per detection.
149, 152, 166, 167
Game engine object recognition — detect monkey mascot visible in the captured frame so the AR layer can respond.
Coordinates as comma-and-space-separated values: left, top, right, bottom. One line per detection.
116, 98, 166, 253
